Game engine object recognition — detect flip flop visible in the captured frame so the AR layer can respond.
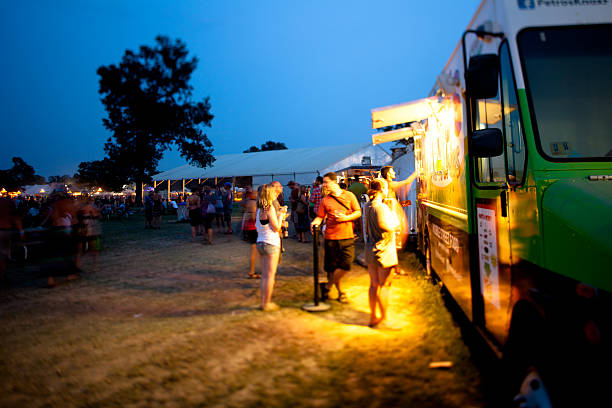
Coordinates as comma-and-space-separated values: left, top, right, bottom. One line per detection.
248, 274, 261, 279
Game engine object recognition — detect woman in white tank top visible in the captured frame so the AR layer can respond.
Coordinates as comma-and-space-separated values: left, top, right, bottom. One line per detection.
256, 184, 287, 311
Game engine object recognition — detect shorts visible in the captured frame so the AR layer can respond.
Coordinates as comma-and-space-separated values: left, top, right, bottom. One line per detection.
324, 238, 355, 273
203, 213, 214, 230
256, 242, 280, 255
244, 229, 257, 244
189, 209, 202, 226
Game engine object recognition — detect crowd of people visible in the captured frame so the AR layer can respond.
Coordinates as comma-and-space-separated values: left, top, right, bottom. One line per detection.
0, 189, 104, 286
182, 182, 235, 244
2, 164, 417, 326
218, 165, 417, 321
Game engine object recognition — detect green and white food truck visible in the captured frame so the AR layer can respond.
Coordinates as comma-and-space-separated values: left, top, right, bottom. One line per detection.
372, 0, 611, 405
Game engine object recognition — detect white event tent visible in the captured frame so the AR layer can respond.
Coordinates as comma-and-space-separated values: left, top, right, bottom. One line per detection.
152, 143, 391, 194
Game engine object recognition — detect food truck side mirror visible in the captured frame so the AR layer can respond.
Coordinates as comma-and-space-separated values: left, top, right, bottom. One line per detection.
471, 128, 504, 158
466, 54, 499, 99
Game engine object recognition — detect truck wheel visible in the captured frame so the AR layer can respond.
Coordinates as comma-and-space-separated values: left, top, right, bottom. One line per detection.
502, 300, 553, 407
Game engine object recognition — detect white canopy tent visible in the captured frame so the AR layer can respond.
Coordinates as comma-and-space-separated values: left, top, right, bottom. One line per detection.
152, 143, 391, 194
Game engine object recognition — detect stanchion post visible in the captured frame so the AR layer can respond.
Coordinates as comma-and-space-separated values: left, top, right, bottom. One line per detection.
313, 224, 320, 306
302, 224, 330, 312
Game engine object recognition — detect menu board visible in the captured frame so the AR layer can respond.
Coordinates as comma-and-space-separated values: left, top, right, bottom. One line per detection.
477, 203, 500, 309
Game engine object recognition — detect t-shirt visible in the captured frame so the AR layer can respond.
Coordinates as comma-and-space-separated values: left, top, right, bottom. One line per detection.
144, 195, 153, 210
290, 188, 299, 211
348, 182, 367, 200
364, 200, 399, 268
317, 190, 360, 240
222, 189, 233, 211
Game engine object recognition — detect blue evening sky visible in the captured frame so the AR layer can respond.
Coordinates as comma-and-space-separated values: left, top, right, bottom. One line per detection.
0, 0, 481, 177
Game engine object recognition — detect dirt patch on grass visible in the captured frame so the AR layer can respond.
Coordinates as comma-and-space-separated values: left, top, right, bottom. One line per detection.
0, 216, 486, 407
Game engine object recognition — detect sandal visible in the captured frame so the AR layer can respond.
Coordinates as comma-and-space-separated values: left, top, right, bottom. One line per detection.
338, 292, 349, 303
248, 273, 261, 279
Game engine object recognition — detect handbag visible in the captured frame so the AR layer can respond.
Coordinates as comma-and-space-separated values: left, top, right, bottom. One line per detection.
296, 201, 306, 214
365, 204, 397, 268
374, 243, 397, 268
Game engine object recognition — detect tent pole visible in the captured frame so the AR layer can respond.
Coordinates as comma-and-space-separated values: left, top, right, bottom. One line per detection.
154, 180, 157, 189
141, 183, 144, 202
182, 179, 185, 196
167, 180, 170, 201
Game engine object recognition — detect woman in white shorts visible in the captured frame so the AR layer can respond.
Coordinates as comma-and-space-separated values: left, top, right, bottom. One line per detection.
256, 184, 287, 311
364, 178, 399, 328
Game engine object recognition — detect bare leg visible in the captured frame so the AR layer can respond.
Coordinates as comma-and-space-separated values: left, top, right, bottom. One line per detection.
207, 227, 213, 244
367, 263, 380, 326
249, 244, 257, 276
376, 266, 393, 324
191, 226, 197, 241
332, 268, 349, 294
75, 242, 83, 270
260, 252, 279, 310
91, 248, 99, 273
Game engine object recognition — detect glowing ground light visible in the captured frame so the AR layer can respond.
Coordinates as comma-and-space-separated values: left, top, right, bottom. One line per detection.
297, 283, 420, 343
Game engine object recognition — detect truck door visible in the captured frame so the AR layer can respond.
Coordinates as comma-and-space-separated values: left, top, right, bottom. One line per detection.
464, 32, 515, 345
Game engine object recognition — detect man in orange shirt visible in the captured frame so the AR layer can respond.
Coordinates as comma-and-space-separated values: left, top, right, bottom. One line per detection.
311, 172, 361, 303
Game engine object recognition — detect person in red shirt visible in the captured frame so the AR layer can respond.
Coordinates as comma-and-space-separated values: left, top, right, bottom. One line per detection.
309, 176, 323, 219
310, 172, 361, 303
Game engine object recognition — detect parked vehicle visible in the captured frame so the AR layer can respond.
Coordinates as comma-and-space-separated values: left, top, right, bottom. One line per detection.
372, 1, 612, 406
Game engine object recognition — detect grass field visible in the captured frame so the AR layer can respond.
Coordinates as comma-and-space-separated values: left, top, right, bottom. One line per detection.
0, 215, 490, 407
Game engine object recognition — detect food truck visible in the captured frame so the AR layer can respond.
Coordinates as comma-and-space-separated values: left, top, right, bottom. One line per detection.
371, 0, 612, 405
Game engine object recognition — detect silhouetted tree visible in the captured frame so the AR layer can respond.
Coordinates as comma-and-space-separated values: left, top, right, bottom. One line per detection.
98, 36, 215, 203
243, 141, 288, 153
47, 175, 72, 183
0, 157, 43, 191
74, 159, 125, 192
29, 175, 47, 185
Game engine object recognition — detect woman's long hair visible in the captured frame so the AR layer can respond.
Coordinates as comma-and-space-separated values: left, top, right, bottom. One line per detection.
367, 178, 387, 201
257, 184, 276, 210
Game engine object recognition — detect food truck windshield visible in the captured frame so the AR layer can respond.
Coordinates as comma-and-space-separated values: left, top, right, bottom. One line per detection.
518, 24, 612, 161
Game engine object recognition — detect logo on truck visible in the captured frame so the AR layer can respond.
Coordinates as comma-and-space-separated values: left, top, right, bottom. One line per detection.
519, 0, 609, 8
